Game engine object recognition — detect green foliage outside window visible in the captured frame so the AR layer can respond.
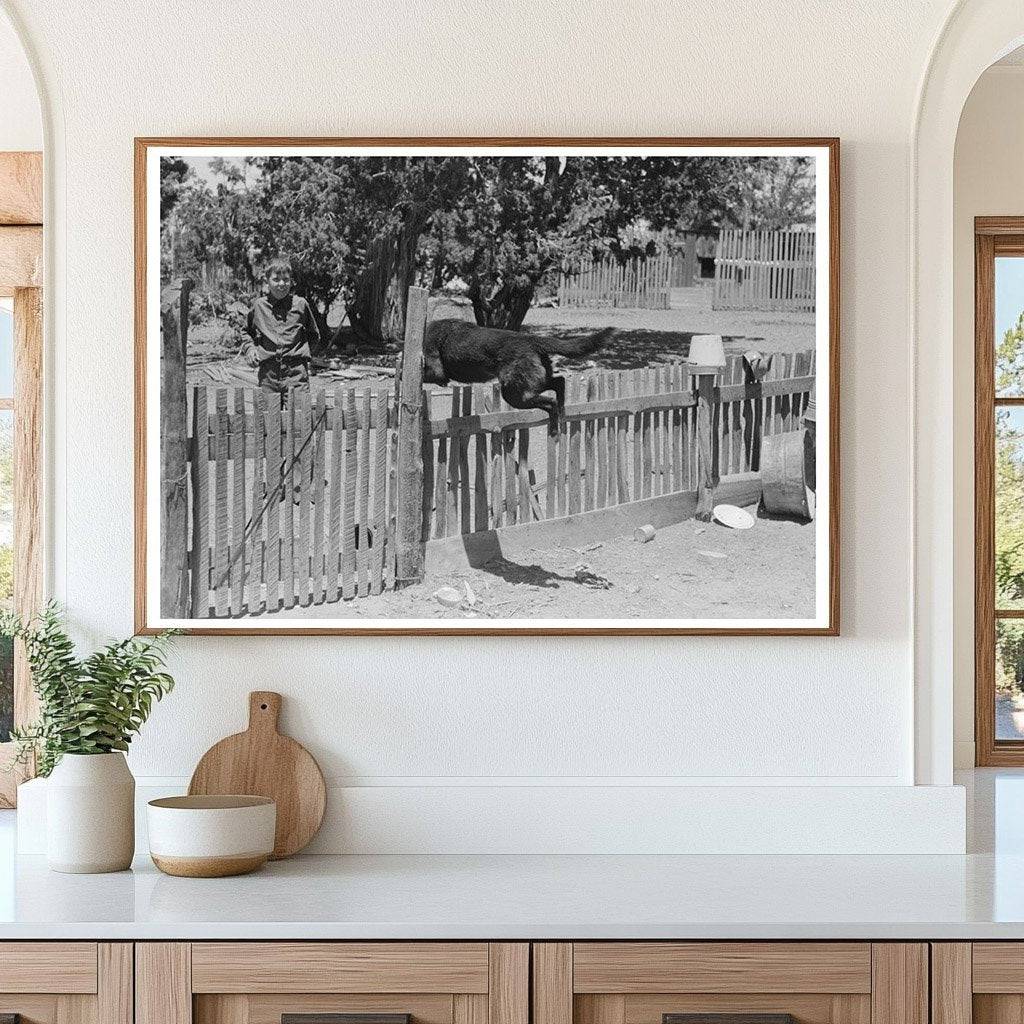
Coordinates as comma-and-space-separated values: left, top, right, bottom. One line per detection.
995, 314, 1024, 693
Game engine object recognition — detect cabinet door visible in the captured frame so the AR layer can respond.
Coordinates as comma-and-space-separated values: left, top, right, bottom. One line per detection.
0, 942, 132, 1024
534, 943, 927, 1024
137, 943, 528, 1024
936, 943, 1024, 1024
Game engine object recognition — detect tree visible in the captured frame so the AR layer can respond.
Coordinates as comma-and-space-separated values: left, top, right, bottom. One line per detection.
243, 157, 356, 348
165, 157, 371, 349
159, 157, 191, 222
235, 157, 465, 348
345, 158, 467, 345
996, 313, 1024, 624
161, 159, 259, 307
998, 616, 1024, 694
442, 156, 620, 329
994, 313, 1024, 693
161, 153, 819, 348
716, 157, 816, 231
435, 155, 816, 330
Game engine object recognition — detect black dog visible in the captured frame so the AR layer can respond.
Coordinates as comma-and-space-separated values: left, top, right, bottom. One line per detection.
423, 318, 614, 433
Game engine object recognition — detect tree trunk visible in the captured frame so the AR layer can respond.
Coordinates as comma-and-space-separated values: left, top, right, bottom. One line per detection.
468, 274, 536, 331
348, 233, 395, 345
382, 221, 421, 341
308, 301, 332, 357
349, 208, 429, 346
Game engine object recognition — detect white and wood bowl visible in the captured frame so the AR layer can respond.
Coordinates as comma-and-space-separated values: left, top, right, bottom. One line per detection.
147, 795, 276, 878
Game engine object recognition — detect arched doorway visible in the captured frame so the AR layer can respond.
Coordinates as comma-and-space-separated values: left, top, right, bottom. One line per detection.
914, 0, 1024, 785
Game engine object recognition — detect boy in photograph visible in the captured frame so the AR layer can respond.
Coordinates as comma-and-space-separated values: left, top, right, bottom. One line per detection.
243, 257, 321, 398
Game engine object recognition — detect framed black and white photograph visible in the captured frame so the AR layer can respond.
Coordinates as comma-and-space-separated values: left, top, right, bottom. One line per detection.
135, 138, 839, 635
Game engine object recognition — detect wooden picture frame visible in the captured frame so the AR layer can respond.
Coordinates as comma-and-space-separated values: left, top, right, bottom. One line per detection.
135, 137, 840, 636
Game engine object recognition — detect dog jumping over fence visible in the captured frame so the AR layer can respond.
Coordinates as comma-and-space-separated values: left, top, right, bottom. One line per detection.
422, 318, 615, 434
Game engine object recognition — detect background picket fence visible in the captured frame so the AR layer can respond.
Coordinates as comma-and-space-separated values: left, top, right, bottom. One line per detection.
558, 254, 673, 309
712, 228, 816, 313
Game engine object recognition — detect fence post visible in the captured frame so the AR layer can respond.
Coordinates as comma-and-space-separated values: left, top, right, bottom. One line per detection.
159, 278, 192, 618
394, 285, 429, 588
694, 373, 720, 521
683, 234, 698, 286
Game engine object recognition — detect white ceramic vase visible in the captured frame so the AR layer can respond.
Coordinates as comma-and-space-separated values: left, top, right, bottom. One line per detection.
46, 752, 135, 873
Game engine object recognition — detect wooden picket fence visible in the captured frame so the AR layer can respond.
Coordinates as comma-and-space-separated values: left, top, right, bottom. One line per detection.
187, 385, 397, 618
183, 349, 814, 616
558, 254, 672, 309
421, 351, 814, 539
712, 228, 816, 313
163, 278, 816, 618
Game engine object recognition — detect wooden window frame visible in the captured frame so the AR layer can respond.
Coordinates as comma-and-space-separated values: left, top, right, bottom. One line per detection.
0, 151, 43, 806
974, 217, 1024, 765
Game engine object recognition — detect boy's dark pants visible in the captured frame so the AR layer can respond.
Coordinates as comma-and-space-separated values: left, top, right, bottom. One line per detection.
258, 357, 312, 494
258, 355, 310, 398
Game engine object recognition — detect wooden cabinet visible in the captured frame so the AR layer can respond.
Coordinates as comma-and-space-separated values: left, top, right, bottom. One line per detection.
136, 943, 528, 1024
931, 943, 1024, 1024
532, 944, 929, 1024
0, 938, 941, 1024
0, 942, 132, 1024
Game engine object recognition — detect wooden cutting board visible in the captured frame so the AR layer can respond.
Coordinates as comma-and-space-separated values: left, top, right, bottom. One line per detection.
188, 691, 326, 859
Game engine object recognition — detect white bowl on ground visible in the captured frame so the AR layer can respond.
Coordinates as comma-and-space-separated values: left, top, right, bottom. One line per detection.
147, 795, 276, 878
712, 503, 755, 530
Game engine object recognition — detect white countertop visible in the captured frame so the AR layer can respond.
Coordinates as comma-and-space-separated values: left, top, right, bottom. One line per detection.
1, 849, 1023, 940
1, 769, 1021, 941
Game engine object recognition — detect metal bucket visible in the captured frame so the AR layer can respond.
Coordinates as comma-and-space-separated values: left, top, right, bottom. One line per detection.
761, 429, 814, 520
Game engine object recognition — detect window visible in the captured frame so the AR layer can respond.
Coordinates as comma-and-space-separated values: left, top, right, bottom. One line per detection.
0, 300, 11, 744
0, 151, 42, 805
975, 220, 1024, 764
0, 288, 40, 805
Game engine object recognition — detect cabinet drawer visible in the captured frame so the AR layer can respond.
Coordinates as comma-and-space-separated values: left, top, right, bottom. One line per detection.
139, 942, 528, 1024
191, 942, 490, 993
534, 943, 925, 1024
572, 943, 872, 994
0, 942, 98, 993
973, 943, 1024, 992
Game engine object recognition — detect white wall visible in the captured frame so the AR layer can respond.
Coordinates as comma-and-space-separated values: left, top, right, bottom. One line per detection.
952, 65, 1024, 767
0, 8, 39, 151
0, 0, 972, 851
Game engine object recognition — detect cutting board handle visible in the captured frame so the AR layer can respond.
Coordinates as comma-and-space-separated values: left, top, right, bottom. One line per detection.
248, 691, 282, 734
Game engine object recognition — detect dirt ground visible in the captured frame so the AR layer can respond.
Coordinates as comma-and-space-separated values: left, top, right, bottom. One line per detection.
256, 505, 816, 622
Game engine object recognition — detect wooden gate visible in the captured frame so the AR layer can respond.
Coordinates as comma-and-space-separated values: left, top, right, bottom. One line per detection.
187, 383, 397, 618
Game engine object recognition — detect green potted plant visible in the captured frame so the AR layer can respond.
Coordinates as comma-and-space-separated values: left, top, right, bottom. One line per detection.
2, 604, 176, 873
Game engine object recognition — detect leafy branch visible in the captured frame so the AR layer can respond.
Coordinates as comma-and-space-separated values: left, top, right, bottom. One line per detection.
0, 603, 177, 777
